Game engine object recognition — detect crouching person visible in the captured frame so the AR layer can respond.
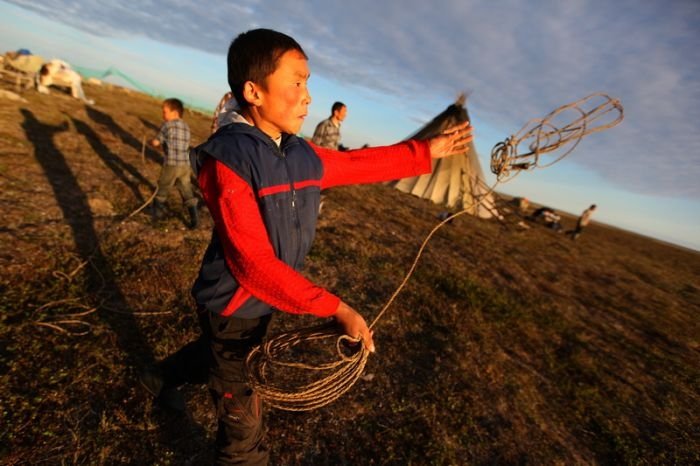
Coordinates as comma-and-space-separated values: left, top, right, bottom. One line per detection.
36, 59, 94, 105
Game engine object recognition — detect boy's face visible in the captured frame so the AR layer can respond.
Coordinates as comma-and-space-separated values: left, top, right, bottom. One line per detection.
250, 49, 311, 137
162, 105, 179, 122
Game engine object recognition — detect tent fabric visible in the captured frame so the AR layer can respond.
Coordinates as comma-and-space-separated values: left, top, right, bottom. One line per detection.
1, 53, 44, 91
3, 54, 44, 74
72, 66, 155, 95
390, 96, 498, 219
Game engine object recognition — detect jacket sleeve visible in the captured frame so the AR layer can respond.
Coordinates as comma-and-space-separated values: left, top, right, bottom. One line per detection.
311, 120, 327, 146
311, 139, 433, 189
198, 157, 340, 317
156, 123, 167, 145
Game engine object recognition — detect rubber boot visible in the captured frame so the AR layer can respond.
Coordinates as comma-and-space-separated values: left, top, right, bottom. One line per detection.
151, 199, 165, 221
187, 204, 199, 229
139, 365, 186, 412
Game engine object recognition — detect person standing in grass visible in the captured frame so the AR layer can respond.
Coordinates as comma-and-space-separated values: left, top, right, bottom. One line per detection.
141, 28, 472, 465
150, 98, 199, 229
311, 101, 348, 213
570, 204, 597, 240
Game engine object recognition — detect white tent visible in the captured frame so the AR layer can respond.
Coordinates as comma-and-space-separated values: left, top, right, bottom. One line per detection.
391, 95, 498, 219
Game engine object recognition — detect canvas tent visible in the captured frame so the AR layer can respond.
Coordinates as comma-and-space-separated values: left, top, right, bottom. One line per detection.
390, 95, 498, 219
1, 52, 44, 92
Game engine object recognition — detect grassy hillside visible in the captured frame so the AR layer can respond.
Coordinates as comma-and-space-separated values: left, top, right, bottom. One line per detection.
1, 80, 699, 465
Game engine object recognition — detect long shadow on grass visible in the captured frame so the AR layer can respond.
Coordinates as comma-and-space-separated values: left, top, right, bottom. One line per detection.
86, 106, 163, 165
137, 116, 161, 133
20, 109, 153, 364
71, 116, 154, 204
84, 107, 202, 227
21, 109, 209, 460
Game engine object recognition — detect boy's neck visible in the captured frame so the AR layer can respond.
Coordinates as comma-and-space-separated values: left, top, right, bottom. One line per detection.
241, 107, 282, 140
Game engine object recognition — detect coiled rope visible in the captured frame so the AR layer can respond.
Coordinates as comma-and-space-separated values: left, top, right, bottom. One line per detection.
490, 93, 623, 181
246, 93, 624, 411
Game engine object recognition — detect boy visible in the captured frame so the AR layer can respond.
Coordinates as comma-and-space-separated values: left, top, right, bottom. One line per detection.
150, 98, 199, 228
311, 101, 347, 149
144, 29, 472, 464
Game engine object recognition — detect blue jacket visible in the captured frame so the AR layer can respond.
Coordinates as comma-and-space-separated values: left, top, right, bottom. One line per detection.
190, 123, 323, 318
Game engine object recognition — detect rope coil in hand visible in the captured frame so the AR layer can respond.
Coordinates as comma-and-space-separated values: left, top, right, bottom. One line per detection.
245, 322, 370, 411
245, 93, 624, 411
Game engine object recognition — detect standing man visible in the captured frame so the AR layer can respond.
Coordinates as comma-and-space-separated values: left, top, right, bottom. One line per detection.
570, 204, 597, 240
311, 101, 348, 213
312, 101, 347, 149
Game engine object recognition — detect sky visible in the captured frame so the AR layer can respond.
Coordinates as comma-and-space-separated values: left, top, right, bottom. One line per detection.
2, 0, 699, 250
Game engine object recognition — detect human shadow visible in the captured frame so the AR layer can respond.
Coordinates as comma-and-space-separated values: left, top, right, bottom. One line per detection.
72, 116, 154, 205
20, 108, 153, 365
21, 108, 209, 459
138, 116, 161, 133
86, 106, 163, 165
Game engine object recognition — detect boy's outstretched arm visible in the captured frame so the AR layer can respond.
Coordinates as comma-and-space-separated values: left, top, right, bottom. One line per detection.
314, 121, 473, 189
427, 121, 473, 159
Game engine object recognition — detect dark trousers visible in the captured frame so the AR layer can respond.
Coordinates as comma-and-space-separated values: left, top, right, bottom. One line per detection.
570, 220, 586, 240
158, 309, 272, 465
155, 164, 197, 207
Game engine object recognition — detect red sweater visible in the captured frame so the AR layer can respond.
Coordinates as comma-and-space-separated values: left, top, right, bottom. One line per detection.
198, 139, 432, 318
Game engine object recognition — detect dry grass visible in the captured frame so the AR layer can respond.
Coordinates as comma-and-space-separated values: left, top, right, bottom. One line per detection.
1, 81, 698, 465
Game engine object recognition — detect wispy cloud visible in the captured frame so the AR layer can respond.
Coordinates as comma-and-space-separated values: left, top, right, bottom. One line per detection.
7, 0, 700, 197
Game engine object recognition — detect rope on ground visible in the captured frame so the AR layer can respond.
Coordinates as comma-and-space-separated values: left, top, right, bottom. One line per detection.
245, 93, 624, 411
31, 300, 98, 336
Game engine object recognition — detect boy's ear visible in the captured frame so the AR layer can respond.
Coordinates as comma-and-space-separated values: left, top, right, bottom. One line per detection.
242, 81, 263, 107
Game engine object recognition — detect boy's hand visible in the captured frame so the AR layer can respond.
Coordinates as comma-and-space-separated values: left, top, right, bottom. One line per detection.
334, 301, 375, 353
150, 138, 161, 148
428, 121, 473, 159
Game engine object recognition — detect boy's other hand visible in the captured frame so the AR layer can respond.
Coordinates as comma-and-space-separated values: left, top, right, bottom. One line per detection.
150, 138, 161, 148
334, 301, 375, 353
428, 121, 473, 159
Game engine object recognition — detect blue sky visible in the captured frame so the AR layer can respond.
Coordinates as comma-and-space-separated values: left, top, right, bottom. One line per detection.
2, 0, 699, 250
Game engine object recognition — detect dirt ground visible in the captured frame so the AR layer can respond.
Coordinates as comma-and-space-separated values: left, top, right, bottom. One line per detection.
1, 80, 699, 465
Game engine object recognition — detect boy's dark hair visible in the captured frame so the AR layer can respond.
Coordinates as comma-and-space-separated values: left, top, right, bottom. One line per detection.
590, 204, 597, 209
227, 29, 307, 109
332, 101, 346, 114
163, 98, 184, 116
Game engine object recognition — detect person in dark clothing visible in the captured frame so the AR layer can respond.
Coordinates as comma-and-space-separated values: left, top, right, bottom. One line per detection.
528, 206, 562, 231
141, 28, 473, 465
